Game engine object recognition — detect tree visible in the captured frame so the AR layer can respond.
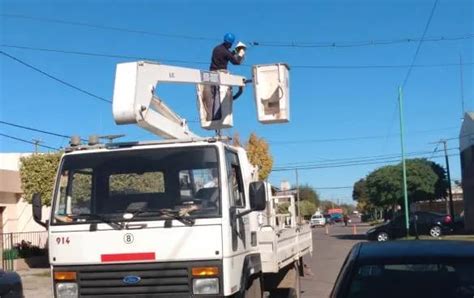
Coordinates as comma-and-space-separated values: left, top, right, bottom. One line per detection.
232, 132, 242, 147
352, 179, 368, 201
298, 184, 320, 206
20, 152, 62, 206
297, 200, 317, 219
365, 158, 448, 208
245, 133, 273, 181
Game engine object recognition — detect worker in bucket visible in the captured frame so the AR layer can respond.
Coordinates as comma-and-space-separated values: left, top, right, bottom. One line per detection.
210, 33, 245, 71
203, 33, 246, 121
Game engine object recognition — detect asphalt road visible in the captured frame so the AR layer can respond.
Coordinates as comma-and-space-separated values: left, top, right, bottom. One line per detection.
301, 220, 370, 298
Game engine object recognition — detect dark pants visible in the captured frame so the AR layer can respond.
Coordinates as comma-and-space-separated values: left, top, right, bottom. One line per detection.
203, 85, 222, 121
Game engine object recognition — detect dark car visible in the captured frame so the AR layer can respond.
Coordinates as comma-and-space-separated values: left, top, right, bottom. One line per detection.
366, 211, 453, 241
0, 270, 23, 298
331, 240, 474, 298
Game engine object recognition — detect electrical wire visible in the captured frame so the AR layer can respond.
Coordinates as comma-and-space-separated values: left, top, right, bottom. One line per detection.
0, 14, 218, 42
0, 132, 60, 151
0, 50, 112, 103
2, 13, 472, 48
0, 120, 72, 139
274, 148, 459, 169
2, 44, 472, 70
274, 148, 459, 167
273, 153, 460, 171
251, 34, 474, 48
268, 126, 459, 145
0, 44, 210, 66
402, 0, 440, 88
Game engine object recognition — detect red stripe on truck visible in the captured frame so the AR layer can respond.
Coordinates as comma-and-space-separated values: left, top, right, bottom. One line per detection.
101, 252, 155, 262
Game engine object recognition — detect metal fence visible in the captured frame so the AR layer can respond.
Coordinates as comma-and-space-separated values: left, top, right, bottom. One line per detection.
1, 231, 48, 271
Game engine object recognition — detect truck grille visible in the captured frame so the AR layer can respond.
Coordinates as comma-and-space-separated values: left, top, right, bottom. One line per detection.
62, 262, 194, 297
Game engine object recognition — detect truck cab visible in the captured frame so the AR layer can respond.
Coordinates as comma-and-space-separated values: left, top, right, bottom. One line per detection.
33, 139, 270, 297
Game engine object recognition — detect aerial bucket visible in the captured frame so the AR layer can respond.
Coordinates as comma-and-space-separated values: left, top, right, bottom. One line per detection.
252, 63, 290, 124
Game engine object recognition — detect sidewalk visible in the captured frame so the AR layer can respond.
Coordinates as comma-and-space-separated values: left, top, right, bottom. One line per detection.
17, 268, 52, 298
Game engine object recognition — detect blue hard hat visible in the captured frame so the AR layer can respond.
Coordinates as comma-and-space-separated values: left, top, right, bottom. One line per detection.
223, 33, 235, 45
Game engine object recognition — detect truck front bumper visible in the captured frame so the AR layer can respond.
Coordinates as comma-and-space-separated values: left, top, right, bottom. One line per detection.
53, 260, 223, 298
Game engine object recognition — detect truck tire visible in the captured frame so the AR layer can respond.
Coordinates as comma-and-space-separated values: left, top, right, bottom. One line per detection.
267, 262, 301, 298
245, 275, 263, 298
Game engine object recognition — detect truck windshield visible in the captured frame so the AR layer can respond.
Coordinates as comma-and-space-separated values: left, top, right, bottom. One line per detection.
52, 146, 221, 224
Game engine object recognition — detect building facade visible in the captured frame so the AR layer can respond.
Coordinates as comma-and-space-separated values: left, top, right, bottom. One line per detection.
460, 112, 474, 232
0, 153, 50, 234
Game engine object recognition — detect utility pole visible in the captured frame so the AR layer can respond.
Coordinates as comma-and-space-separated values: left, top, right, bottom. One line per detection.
398, 87, 410, 237
295, 168, 300, 223
441, 140, 455, 217
459, 54, 465, 118
32, 139, 41, 153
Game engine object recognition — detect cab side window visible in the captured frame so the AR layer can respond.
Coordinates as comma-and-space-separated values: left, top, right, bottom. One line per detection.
226, 150, 245, 208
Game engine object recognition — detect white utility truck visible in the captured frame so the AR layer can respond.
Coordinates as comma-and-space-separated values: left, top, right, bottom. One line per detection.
32, 61, 312, 298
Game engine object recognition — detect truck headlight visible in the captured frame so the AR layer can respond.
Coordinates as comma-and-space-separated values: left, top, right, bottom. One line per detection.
193, 278, 219, 295
56, 282, 78, 298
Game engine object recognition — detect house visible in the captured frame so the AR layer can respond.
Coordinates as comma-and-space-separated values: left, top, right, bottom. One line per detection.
460, 112, 474, 232
0, 153, 50, 234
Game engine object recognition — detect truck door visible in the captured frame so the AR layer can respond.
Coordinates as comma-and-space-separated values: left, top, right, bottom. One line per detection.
226, 150, 250, 252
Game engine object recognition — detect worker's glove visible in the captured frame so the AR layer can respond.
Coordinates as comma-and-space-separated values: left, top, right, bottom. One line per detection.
237, 48, 245, 57
235, 41, 247, 58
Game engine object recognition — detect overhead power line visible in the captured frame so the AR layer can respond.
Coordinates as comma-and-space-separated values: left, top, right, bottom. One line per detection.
0, 44, 210, 66
274, 147, 459, 168
402, 0, 439, 88
252, 34, 474, 48
2, 14, 472, 48
0, 120, 72, 139
0, 14, 218, 42
0, 50, 112, 103
269, 126, 460, 145
273, 153, 460, 172
1, 44, 473, 70
0, 132, 60, 151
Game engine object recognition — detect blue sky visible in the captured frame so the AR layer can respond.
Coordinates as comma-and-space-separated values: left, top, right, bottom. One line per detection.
1, 0, 472, 203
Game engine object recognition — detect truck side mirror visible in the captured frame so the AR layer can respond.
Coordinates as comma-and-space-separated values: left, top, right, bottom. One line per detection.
32, 193, 47, 229
249, 181, 266, 211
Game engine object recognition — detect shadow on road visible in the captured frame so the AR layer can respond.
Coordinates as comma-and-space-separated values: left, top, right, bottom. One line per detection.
331, 234, 367, 240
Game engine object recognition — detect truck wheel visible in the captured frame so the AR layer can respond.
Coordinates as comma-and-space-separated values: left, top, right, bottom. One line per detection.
245, 275, 263, 298
269, 262, 301, 298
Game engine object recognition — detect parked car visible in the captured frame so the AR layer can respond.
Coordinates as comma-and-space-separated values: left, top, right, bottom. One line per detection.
0, 270, 23, 298
324, 214, 335, 225
310, 213, 326, 227
366, 211, 453, 241
331, 240, 474, 298
453, 211, 465, 233
331, 213, 343, 223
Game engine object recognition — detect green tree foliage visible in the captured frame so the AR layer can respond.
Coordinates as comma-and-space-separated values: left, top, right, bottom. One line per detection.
298, 184, 320, 206
245, 133, 273, 181
277, 202, 290, 214
297, 200, 317, 219
352, 179, 368, 201
20, 153, 62, 206
365, 158, 448, 208
109, 172, 165, 195
353, 178, 375, 213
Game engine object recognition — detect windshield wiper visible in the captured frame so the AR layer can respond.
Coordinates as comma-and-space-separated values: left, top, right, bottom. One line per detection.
71, 213, 124, 230
130, 209, 195, 227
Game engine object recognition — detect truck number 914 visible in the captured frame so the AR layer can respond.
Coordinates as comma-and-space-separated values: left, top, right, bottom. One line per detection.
56, 237, 70, 245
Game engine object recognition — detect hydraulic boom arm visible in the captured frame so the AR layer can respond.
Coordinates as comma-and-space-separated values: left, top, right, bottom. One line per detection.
112, 61, 246, 139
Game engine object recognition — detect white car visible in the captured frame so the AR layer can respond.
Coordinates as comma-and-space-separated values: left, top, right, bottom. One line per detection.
310, 214, 326, 227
